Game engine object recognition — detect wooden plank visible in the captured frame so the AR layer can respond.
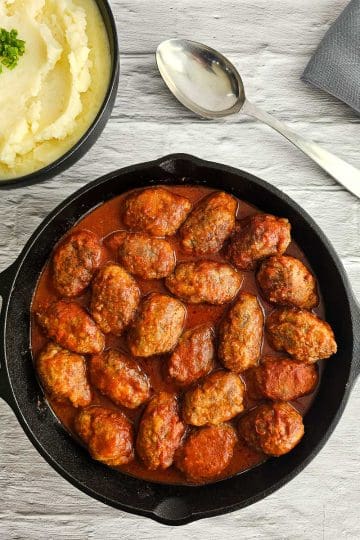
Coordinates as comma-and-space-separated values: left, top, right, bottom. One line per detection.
113, 0, 349, 55
112, 53, 359, 124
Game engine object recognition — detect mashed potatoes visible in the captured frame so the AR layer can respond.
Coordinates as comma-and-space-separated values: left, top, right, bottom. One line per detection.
0, 0, 111, 180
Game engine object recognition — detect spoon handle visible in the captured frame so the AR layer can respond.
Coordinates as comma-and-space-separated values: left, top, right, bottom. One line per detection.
242, 99, 360, 198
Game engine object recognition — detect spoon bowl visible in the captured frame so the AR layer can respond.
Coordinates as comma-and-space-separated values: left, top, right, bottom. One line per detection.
156, 38, 360, 198
156, 39, 245, 118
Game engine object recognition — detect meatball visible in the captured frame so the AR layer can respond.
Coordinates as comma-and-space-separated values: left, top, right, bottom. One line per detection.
127, 293, 186, 357
52, 230, 102, 297
89, 349, 150, 409
218, 292, 264, 372
90, 263, 141, 335
37, 342, 91, 407
115, 231, 176, 279
257, 255, 318, 309
227, 214, 291, 271
165, 261, 242, 305
167, 326, 215, 386
37, 301, 105, 354
183, 371, 244, 426
246, 355, 318, 401
266, 308, 337, 363
122, 187, 192, 237
179, 191, 237, 254
238, 402, 304, 456
136, 392, 185, 470
75, 406, 134, 466
175, 424, 237, 482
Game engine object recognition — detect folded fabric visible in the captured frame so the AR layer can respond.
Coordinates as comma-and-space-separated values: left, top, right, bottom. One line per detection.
302, 0, 360, 114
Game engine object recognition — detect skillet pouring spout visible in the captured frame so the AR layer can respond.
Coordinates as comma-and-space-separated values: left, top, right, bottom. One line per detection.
0, 261, 18, 407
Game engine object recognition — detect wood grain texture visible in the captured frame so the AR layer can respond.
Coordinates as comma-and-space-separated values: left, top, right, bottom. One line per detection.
0, 0, 359, 538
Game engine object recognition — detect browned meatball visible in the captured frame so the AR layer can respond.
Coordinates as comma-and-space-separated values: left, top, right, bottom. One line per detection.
167, 326, 215, 386
115, 231, 176, 279
75, 406, 134, 466
90, 263, 141, 335
37, 301, 105, 354
183, 371, 244, 426
127, 293, 186, 357
246, 356, 318, 401
37, 342, 91, 407
175, 424, 237, 482
266, 308, 337, 363
257, 255, 318, 309
165, 261, 242, 305
136, 392, 185, 470
238, 402, 304, 456
52, 230, 102, 297
218, 292, 264, 372
89, 349, 150, 409
179, 191, 237, 254
122, 187, 192, 236
227, 214, 291, 271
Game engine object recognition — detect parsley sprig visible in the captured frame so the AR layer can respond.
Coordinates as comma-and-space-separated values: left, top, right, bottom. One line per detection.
0, 28, 26, 74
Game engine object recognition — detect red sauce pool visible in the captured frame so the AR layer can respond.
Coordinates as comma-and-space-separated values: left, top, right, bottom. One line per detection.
31, 185, 325, 485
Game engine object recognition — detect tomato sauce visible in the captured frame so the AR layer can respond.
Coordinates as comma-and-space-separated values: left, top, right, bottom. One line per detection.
31, 185, 324, 485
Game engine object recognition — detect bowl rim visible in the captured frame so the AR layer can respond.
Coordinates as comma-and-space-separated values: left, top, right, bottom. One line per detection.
0, 0, 119, 189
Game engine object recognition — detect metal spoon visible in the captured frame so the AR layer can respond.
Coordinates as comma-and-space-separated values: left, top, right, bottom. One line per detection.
156, 38, 360, 198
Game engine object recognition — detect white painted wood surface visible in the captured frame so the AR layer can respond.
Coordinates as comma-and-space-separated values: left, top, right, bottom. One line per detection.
1, 0, 359, 538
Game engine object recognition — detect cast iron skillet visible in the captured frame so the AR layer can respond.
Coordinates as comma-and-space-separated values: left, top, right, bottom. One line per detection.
0, 154, 359, 525
0, 0, 119, 189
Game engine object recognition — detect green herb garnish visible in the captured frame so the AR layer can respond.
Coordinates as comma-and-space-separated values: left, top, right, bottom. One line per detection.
0, 28, 26, 74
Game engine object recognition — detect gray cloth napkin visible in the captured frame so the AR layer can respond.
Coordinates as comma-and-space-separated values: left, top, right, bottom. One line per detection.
302, 0, 360, 114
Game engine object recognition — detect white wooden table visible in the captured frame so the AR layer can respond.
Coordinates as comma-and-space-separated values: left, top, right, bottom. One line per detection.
1, 1, 359, 538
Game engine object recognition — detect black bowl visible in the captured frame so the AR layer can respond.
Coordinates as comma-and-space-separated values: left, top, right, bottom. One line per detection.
0, 154, 359, 525
0, 0, 119, 189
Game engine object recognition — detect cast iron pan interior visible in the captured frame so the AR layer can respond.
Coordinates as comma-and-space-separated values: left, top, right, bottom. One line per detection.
0, 154, 359, 525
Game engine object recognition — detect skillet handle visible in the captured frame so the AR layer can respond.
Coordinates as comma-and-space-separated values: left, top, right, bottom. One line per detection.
0, 262, 17, 407
352, 297, 360, 383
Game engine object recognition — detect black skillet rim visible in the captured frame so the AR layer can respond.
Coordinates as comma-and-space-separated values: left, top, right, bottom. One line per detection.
0, 154, 359, 525
0, 0, 119, 189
